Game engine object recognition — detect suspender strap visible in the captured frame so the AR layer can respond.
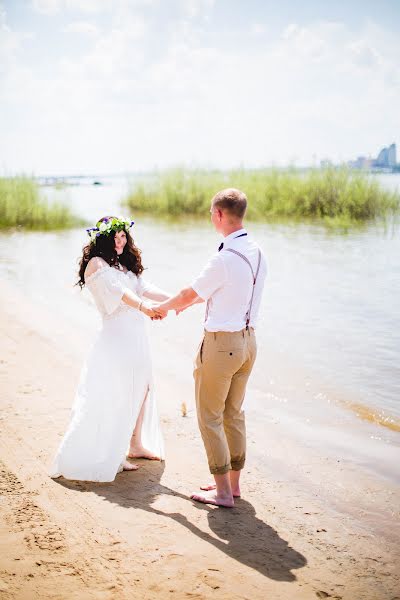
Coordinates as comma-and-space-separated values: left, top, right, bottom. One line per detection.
226, 248, 261, 329
225, 248, 260, 284
205, 296, 210, 322
204, 248, 262, 329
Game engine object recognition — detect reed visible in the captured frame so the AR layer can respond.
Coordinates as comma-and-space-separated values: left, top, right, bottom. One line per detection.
0, 176, 83, 230
125, 167, 399, 224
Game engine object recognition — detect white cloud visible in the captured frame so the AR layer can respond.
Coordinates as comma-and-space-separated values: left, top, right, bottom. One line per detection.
31, 0, 60, 15
282, 23, 299, 40
32, 0, 114, 15
0, 7, 34, 78
60, 14, 147, 81
348, 40, 380, 68
251, 23, 267, 36
63, 20, 100, 35
0, 8, 18, 65
180, 0, 215, 19
1, 7, 400, 174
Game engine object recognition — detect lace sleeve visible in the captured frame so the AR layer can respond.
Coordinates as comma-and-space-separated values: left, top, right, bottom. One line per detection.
85, 256, 107, 280
90, 267, 129, 315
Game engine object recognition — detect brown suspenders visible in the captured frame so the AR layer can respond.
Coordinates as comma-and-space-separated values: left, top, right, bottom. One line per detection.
204, 247, 262, 330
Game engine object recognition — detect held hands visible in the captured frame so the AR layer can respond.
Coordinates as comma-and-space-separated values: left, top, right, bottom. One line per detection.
152, 304, 183, 318
139, 301, 164, 320
152, 303, 168, 320
152, 301, 178, 320
140, 301, 182, 321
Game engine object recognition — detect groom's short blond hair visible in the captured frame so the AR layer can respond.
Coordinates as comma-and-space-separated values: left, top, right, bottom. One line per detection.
212, 188, 247, 219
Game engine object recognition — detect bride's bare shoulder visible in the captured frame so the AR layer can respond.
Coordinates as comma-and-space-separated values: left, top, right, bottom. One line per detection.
85, 257, 109, 280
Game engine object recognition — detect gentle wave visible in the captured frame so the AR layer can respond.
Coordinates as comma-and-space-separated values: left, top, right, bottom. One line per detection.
341, 400, 400, 432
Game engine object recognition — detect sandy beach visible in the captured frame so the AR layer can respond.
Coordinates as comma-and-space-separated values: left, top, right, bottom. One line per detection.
0, 279, 399, 600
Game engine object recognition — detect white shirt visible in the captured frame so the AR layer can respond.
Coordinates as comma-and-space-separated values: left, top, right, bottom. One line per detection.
191, 228, 267, 332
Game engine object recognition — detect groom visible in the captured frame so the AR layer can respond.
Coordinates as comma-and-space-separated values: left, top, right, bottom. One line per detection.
154, 188, 267, 507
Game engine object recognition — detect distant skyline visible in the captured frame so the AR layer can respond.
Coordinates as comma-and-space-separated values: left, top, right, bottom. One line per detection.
1, 0, 400, 175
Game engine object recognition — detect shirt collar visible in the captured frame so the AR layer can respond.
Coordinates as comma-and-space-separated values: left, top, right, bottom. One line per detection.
223, 228, 247, 246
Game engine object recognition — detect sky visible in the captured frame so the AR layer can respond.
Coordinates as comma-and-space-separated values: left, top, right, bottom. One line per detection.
1, 0, 399, 175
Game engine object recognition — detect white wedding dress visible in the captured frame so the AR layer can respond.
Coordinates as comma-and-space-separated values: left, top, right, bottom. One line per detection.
50, 261, 165, 482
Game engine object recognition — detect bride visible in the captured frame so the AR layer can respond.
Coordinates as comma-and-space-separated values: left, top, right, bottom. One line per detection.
50, 216, 169, 482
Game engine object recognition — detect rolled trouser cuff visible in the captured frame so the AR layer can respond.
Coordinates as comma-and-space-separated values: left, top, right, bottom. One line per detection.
231, 457, 245, 471
209, 462, 231, 475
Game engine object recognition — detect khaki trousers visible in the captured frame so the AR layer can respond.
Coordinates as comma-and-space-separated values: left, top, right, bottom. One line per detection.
193, 328, 257, 475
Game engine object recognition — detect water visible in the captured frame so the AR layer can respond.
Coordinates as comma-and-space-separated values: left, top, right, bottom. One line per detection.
1, 174, 399, 452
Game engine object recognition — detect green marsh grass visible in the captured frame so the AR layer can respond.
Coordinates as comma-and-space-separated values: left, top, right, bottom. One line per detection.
0, 176, 84, 230
125, 168, 399, 226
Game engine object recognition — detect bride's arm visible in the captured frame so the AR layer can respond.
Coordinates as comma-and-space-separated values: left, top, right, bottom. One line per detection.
143, 289, 171, 302
121, 289, 156, 318
139, 276, 171, 302
85, 260, 158, 319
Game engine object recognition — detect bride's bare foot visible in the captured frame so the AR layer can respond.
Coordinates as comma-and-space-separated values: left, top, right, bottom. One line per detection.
200, 483, 241, 498
127, 447, 160, 461
121, 460, 139, 471
190, 490, 234, 508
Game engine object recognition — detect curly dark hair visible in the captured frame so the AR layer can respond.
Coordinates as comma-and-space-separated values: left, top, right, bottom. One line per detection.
77, 216, 144, 288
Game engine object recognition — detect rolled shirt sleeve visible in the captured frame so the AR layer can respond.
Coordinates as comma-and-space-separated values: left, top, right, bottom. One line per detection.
191, 253, 227, 300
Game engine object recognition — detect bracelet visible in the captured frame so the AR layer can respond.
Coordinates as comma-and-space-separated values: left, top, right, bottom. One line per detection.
138, 300, 143, 312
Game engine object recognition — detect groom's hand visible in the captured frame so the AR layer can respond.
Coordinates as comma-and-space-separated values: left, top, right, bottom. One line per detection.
151, 314, 164, 320
139, 302, 164, 320
153, 305, 168, 319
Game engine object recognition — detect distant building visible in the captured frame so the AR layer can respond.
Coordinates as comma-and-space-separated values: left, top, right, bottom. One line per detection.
373, 143, 396, 168
355, 156, 368, 169
347, 143, 397, 171
375, 147, 388, 166
348, 156, 373, 170
388, 143, 397, 167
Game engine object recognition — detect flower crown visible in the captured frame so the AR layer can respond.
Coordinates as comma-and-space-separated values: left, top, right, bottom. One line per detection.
86, 216, 135, 244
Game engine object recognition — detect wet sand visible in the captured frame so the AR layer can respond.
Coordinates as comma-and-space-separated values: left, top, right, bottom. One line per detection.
0, 280, 399, 600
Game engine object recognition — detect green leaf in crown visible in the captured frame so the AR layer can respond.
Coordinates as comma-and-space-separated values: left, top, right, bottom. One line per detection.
86, 216, 135, 244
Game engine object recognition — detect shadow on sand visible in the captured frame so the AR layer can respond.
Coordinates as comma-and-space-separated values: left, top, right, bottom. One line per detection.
56, 460, 306, 582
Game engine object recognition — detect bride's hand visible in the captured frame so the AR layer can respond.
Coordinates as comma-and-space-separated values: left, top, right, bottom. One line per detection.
140, 303, 158, 319
152, 304, 168, 319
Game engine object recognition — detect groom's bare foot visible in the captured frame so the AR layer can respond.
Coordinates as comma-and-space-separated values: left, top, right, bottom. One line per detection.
127, 447, 160, 461
200, 483, 241, 498
191, 490, 234, 507
122, 460, 139, 471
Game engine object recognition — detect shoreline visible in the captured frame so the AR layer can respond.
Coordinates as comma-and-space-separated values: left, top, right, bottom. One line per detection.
0, 279, 399, 599
1, 205, 400, 432
0, 273, 399, 485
